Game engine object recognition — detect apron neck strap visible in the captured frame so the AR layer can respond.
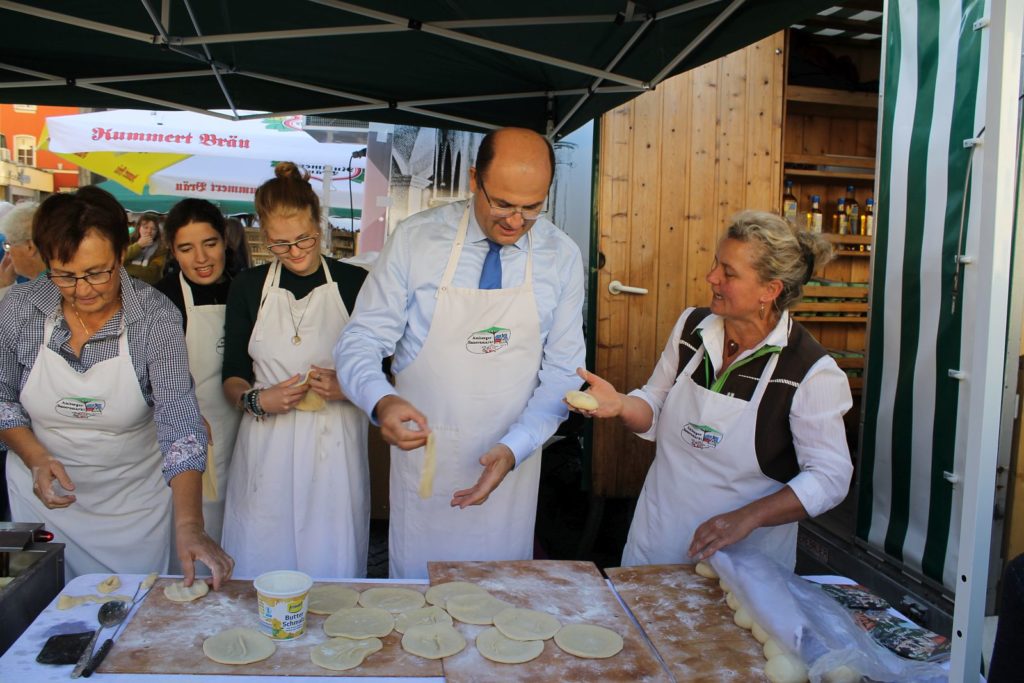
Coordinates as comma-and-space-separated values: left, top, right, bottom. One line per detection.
179, 271, 196, 311
438, 207, 533, 292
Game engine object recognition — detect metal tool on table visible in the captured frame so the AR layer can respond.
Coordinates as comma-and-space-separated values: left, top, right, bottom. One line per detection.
77, 572, 159, 678
70, 601, 123, 678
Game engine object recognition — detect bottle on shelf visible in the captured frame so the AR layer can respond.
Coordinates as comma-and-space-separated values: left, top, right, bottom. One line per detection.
806, 195, 823, 233
844, 185, 860, 238
832, 197, 848, 235
783, 180, 799, 224
860, 197, 874, 251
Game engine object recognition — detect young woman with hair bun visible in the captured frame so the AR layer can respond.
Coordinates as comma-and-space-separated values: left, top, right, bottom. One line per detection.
220, 162, 370, 578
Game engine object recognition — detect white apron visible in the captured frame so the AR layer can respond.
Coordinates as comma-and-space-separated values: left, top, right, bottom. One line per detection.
389, 209, 543, 579
622, 345, 799, 569
7, 315, 171, 581
167, 274, 242, 574
221, 258, 369, 578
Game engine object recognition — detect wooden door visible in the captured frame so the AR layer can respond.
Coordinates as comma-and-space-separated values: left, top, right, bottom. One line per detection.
592, 32, 786, 497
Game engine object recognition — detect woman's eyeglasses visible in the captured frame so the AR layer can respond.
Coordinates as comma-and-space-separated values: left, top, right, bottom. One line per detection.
267, 235, 318, 255
47, 268, 116, 288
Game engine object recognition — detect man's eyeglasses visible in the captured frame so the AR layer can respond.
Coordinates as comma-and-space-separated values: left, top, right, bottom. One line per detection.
478, 179, 548, 221
267, 235, 318, 255
48, 268, 116, 288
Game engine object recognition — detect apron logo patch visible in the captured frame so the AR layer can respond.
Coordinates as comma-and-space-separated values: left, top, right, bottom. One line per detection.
55, 397, 106, 419
217, 336, 225, 355
682, 422, 722, 449
466, 326, 511, 354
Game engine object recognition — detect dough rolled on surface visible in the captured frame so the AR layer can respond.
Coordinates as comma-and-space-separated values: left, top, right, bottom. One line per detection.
203, 628, 276, 665
164, 580, 210, 603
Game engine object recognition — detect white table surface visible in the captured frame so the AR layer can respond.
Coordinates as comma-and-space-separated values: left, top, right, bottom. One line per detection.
0, 573, 441, 682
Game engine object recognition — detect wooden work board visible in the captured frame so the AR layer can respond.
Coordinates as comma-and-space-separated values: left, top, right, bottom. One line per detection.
428, 559, 669, 682
100, 578, 443, 677
605, 564, 768, 682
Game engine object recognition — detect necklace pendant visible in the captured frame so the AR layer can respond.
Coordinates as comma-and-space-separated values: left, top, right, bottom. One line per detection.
291, 335, 302, 346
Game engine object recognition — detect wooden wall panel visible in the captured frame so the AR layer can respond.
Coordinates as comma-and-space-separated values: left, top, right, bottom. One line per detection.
593, 32, 786, 497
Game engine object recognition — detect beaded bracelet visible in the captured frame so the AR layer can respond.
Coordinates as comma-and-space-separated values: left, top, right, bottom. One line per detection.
242, 388, 266, 421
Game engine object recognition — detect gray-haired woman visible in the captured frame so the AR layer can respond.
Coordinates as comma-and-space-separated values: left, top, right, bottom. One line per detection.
0, 202, 45, 299
573, 210, 854, 569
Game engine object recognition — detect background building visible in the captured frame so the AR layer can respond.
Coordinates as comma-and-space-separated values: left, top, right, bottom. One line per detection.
0, 104, 80, 202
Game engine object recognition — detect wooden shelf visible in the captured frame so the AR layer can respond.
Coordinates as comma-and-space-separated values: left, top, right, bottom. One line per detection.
786, 85, 879, 119
792, 302, 868, 314
832, 356, 865, 370
803, 285, 870, 299
792, 315, 869, 324
785, 168, 875, 182
785, 153, 876, 169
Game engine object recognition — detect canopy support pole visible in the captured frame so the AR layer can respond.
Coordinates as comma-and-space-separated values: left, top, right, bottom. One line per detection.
949, 0, 1023, 679
650, 0, 747, 88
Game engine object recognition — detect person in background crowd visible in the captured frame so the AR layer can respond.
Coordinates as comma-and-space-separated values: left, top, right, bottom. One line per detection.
0, 202, 45, 299
0, 186, 233, 586
335, 128, 586, 579
223, 217, 252, 275
220, 162, 370, 578
570, 210, 853, 570
125, 212, 168, 284
155, 199, 240, 561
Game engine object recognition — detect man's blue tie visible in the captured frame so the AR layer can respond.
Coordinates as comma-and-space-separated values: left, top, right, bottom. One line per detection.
479, 240, 502, 290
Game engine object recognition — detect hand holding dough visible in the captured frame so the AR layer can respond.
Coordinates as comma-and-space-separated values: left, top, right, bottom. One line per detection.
565, 390, 599, 411
418, 433, 437, 499
295, 371, 327, 412
164, 579, 210, 603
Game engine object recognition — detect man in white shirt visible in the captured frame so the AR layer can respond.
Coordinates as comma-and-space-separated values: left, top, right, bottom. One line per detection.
334, 127, 586, 578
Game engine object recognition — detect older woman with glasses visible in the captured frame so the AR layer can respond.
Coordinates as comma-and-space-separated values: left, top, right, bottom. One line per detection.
220, 162, 369, 578
0, 202, 46, 300
0, 186, 234, 586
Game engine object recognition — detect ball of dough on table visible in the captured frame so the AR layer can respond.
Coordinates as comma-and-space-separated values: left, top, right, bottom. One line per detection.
395, 605, 453, 634
476, 627, 545, 664
324, 607, 395, 639
308, 585, 360, 614
719, 579, 731, 593
822, 665, 861, 683
425, 581, 489, 607
751, 622, 770, 644
725, 591, 740, 611
164, 580, 209, 603
764, 652, 808, 683
310, 636, 382, 671
358, 587, 426, 613
763, 639, 786, 660
733, 607, 754, 630
695, 561, 718, 579
553, 623, 623, 659
565, 390, 598, 411
203, 628, 276, 665
401, 623, 466, 659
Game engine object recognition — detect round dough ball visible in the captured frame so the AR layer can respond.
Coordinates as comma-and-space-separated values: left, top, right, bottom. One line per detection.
763, 639, 786, 660
97, 575, 121, 594
734, 607, 754, 630
164, 580, 210, 603
822, 665, 861, 683
308, 585, 360, 615
476, 627, 545, 664
358, 587, 426, 613
725, 592, 740, 611
425, 581, 489, 607
553, 624, 623, 659
395, 605, 453, 634
446, 593, 514, 625
751, 622, 770, 644
719, 579, 731, 594
565, 390, 598, 411
324, 607, 395, 639
310, 636, 382, 671
203, 627, 275, 665
695, 561, 718, 579
765, 652, 808, 683
401, 623, 466, 659
493, 608, 561, 641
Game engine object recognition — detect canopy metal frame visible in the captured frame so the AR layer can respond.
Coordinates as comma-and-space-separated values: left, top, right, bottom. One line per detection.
0, 0, 744, 137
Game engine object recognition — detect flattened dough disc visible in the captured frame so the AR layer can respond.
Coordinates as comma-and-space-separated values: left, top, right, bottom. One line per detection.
203, 627, 275, 665
445, 593, 514, 625
310, 636, 382, 671
493, 608, 561, 641
395, 605, 453, 634
401, 623, 466, 659
476, 627, 545, 664
324, 607, 395, 639
425, 581, 488, 607
164, 580, 209, 603
553, 624, 623, 659
358, 587, 426, 613
308, 585, 360, 615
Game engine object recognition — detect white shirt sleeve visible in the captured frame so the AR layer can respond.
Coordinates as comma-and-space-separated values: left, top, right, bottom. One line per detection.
626, 310, 694, 442
786, 356, 855, 518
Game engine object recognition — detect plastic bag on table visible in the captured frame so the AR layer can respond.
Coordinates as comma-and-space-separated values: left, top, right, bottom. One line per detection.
708, 542, 948, 683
